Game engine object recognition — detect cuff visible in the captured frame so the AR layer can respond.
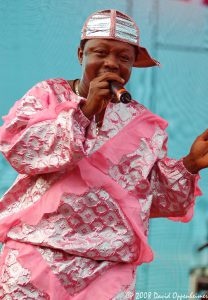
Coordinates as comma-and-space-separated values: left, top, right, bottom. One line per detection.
74, 107, 91, 129
177, 157, 199, 177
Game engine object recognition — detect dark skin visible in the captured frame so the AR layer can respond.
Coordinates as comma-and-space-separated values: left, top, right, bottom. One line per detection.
69, 39, 135, 123
67, 38, 208, 174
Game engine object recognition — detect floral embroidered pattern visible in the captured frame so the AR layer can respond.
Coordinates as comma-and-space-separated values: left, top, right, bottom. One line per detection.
0, 249, 48, 299
84, 100, 145, 154
149, 157, 196, 218
0, 78, 199, 299
38, 247, 115, 295
3, 109, 88, 175
6, 95, 44, 134
8, 188, 139, 263
106, 127, 166, 234
0, 173, 60, 222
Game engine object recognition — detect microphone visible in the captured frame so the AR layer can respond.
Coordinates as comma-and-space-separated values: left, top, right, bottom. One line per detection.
110, 81, 132, 104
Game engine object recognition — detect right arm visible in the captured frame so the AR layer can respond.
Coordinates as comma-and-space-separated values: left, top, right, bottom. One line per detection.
0, 80, 91, 175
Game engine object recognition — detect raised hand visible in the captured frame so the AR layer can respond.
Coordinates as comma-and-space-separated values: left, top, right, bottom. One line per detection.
183, 129, 208, 174
80, 72, 125, 119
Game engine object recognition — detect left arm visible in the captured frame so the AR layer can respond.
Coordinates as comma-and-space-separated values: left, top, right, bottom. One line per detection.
149, 157, 201, 221
183, 129, 208, 174
149, 130, 208, 221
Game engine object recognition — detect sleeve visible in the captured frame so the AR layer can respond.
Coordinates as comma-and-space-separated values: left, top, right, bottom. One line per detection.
0, 80, 91, 175
149, 132, 202, 222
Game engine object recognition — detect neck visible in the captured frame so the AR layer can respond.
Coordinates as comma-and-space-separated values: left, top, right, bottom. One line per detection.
77, 79, 89, 98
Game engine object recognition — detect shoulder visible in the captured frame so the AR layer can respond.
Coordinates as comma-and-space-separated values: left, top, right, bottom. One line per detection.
25, 78, 76, 104
30, 78, 72, 95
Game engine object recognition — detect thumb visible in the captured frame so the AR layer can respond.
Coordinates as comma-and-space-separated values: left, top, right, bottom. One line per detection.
198, 129, 208, 141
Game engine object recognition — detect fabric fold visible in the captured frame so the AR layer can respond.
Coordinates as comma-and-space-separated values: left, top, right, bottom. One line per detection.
0, 78, 203, 299
5, 240, 72, 300
78, 158, 154, 265
91, 109, 168, 167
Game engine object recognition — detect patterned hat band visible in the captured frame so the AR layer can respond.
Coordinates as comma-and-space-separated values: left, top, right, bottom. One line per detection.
81, 9, 160, 68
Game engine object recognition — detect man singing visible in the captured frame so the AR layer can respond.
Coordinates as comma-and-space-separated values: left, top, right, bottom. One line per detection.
0, 9, 207, 300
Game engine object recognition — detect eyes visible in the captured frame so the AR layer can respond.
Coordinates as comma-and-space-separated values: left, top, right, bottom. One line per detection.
94, 49, 108, 57
93, 49, 132, 62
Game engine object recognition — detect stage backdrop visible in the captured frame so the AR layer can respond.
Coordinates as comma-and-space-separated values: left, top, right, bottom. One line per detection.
0, 0, 208, 295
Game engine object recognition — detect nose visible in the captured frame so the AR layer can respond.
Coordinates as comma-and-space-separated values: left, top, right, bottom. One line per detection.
103, 54, 119, 71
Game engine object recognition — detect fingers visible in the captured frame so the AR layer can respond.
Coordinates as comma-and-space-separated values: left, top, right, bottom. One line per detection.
96, 72, 125, 84
92, 81, 109, 89
97, 88, 112, 99
90, 72, 125, 100
89, 76, 119, 101
85, 72, 125, 116
198, 129, 208, 141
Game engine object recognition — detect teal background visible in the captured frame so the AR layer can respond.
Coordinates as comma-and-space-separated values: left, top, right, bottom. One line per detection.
0, 0, 208, 295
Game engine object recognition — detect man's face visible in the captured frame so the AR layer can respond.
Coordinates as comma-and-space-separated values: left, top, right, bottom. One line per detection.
78, 39, 136, 89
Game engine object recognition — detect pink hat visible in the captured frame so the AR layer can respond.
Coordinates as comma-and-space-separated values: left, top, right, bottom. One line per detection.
81, 9, 160, 68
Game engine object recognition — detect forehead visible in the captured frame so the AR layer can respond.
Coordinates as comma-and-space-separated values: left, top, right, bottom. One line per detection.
84, 38, 135, 53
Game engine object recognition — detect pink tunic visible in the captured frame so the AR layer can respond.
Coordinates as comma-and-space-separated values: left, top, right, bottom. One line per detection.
0, 78, 201, 299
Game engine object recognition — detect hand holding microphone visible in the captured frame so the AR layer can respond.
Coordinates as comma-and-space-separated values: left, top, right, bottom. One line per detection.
81, 73, 132, 120
110, 81, 132, 104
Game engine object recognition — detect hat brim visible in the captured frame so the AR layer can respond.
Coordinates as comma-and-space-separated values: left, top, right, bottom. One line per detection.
134, 46, 160, 68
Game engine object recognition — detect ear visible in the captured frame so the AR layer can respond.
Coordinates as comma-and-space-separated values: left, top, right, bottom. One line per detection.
78, 47, 83, 65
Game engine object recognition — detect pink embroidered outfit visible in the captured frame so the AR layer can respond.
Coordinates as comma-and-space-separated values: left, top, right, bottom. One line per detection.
0, 78, 201, 299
